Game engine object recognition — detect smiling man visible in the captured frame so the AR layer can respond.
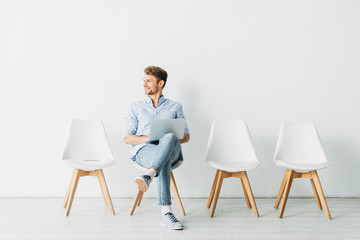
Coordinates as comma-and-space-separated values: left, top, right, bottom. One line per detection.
124, 66, 190, 230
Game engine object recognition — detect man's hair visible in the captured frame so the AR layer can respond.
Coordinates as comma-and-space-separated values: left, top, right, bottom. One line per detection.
144, 66, 168, 89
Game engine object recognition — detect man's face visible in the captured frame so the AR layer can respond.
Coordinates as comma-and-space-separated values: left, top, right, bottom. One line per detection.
143, 74, 162, 95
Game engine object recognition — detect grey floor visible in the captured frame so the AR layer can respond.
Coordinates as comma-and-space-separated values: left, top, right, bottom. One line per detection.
0, 197, 359, 240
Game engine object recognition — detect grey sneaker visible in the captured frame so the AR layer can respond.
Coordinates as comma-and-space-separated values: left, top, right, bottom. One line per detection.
161, 212, 184, 230
135, 174, 152, 192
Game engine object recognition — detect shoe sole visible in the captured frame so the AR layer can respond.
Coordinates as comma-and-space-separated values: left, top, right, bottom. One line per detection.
161, 223, 183, 230
135, 177, 148, 192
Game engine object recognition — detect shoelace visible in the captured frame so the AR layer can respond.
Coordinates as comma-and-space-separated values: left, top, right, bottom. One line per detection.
165, 213, 179, 223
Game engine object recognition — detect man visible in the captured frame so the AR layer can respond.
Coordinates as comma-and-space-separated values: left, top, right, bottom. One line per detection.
124, 66, 190, 230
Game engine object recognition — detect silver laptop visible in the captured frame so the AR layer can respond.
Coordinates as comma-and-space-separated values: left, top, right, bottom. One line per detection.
149, 119, 185, 141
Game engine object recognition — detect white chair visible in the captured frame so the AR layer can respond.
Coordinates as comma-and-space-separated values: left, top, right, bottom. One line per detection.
129, 151, 185, 216
274, 122, 331, 219
62, 119, 116, 216
205, 120, 259, 218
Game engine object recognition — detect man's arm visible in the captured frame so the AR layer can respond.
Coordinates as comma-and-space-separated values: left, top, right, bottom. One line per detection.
179, 133, 190, 144
124, 104, 144, 145
124, 134, 149, 145
125, 133, 189, 145
176, 104, 190, 144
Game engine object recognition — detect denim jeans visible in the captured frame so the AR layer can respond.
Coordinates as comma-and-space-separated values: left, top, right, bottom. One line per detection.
135, 133, 182, 206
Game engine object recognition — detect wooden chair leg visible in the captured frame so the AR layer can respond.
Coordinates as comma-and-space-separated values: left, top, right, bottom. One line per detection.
278, 170, 294, 218
63, 169, 77, 208
96, 170, 108, 207
137, 191, 144, 206
170, 171, 186, 216
274, 170, 289, 209
310, 171, 332, 220
207, 170, 220, 209
241, 171, 259, 217
241, 178, 251, 209
310, 178, 322, 210
130, 190, 143, 215
210, 170, 224, 218
97, 169, 115, 215
65, 169, 81, 216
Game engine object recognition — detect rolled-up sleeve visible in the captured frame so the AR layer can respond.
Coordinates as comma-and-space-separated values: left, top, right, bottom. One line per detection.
124, 105, 138, 139
176, 104, 190, 134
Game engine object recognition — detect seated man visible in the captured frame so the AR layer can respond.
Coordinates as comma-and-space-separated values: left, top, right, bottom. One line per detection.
124, 66, 190, 230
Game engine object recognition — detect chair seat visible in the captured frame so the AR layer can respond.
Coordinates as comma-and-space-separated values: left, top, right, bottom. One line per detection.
132, 160, 183, 172
275, 160, 330, 172
63, 159, 115, 171
207, 160, 259, 172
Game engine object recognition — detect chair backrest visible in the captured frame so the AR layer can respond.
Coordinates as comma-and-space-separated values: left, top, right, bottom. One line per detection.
274, 122, 328, 164
205, 120, 258, 165
62, 119, 114, 162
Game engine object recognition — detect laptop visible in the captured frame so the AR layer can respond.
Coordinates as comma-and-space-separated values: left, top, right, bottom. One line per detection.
149, 119, 185, 141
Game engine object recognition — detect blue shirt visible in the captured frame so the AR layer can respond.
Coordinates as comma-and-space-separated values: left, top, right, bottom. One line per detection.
124, 95, 190, 159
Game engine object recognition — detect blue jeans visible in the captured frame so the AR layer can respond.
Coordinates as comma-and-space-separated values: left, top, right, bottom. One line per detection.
135, 133, 182, 206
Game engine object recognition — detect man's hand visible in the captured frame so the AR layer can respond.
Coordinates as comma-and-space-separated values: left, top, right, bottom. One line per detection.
124, 134, 149, 145
179, 133, 190, 144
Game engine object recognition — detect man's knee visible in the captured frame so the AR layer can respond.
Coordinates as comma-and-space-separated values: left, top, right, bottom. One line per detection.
161, 133, 178, 145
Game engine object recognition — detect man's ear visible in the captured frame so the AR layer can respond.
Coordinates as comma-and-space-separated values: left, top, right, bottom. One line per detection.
159, 80, 165, 88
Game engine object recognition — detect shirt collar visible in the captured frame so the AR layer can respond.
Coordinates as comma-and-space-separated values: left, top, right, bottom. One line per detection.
145, 95, 166, 105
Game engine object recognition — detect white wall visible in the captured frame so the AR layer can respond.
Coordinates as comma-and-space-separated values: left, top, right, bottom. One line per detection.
1, 0, 359, 198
